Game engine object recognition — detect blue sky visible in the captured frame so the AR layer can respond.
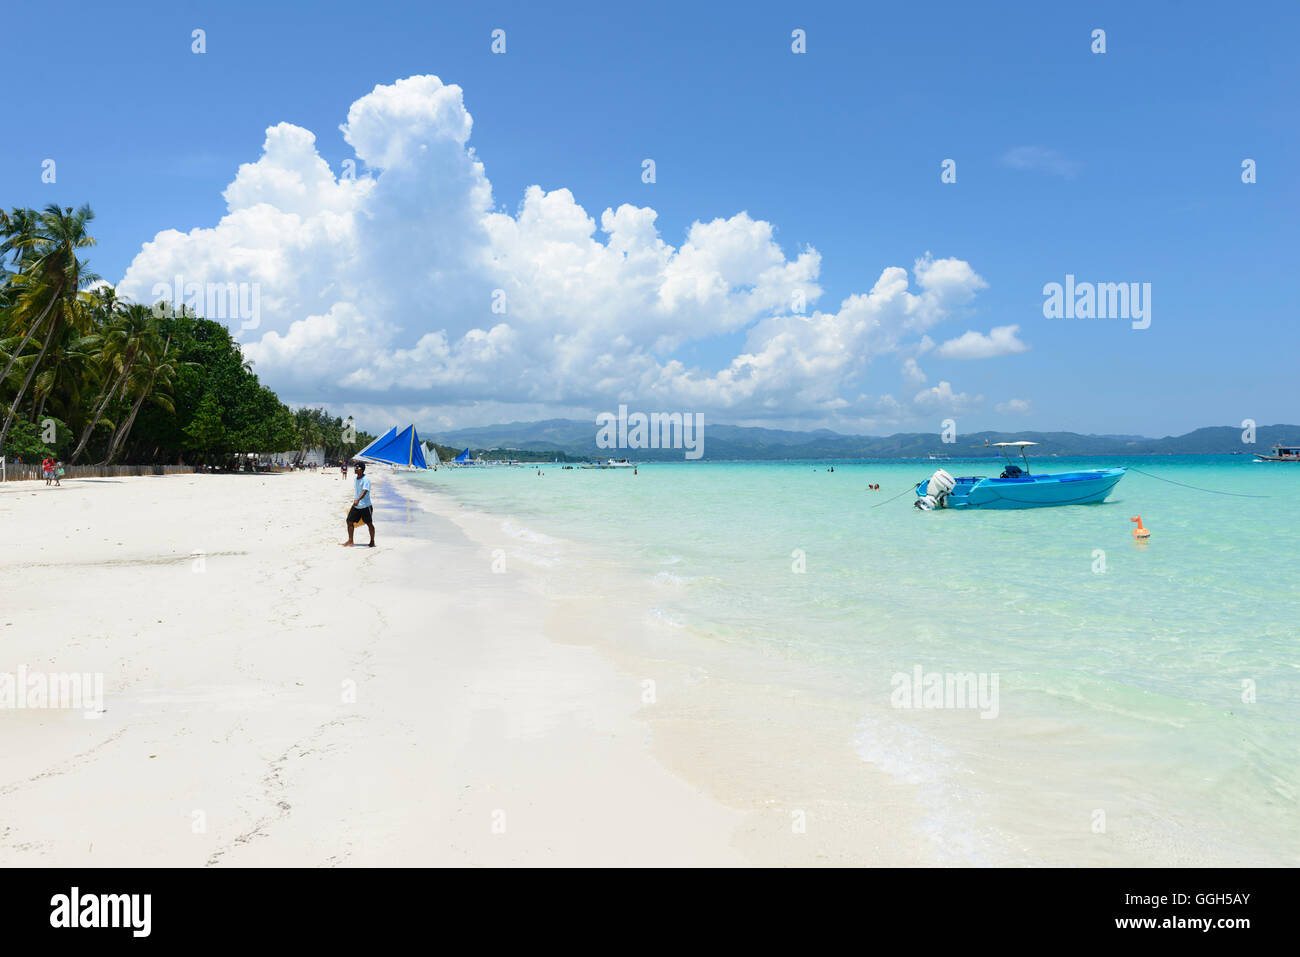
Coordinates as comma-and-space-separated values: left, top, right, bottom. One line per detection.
3, 0, 1296, 436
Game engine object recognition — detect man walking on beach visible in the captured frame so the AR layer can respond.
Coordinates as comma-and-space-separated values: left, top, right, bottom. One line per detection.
342, 462, 375, 547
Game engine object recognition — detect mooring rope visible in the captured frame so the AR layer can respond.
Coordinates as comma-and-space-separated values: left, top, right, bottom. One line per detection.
1126, 466, 1270, 498
872, 483, 921, 507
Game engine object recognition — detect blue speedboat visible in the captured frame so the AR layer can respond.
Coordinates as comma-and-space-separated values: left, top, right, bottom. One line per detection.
915, 442, 1125, 510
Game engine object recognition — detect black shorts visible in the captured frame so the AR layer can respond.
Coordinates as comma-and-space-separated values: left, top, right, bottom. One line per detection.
347, 506, 373, 524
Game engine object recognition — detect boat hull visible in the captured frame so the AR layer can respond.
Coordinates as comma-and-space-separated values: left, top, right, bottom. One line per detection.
916, 467, 1126, 510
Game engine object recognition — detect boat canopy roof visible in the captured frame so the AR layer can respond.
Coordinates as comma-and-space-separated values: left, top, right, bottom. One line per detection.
992, 441, 1039, 447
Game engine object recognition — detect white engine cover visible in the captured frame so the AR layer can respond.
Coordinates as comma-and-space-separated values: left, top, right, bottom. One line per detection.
926, 469, 955, 498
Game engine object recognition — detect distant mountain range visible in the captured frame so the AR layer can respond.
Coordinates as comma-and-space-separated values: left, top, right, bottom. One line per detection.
427, 420, 1300, 461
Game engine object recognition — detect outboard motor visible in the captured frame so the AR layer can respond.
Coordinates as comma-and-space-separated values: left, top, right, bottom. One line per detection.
915, 469, 955, 509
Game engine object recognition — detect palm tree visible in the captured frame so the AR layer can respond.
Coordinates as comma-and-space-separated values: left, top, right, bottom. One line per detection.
0, 204, 97, 453
292, 407, 328, 464
69, 303, 156, 463
0, 207, 41, 373
0, 207, 39, 274
31, 327, 91, 426
0, 205, 88, 368
103, 335, 183, 464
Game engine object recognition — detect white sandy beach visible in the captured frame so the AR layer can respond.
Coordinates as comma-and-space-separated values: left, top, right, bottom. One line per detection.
0, 470, 927, 867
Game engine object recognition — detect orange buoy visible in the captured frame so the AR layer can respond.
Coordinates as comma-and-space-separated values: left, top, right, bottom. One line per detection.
1130, 515, 1150, 540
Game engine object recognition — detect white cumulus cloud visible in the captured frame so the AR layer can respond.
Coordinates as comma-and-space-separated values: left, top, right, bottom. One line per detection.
118, 75, 1002, 429
996, 398, 1033, 415
933, 324, 1029, 360
913, 381, 982, 414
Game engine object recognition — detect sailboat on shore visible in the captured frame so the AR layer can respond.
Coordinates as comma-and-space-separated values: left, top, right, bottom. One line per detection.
354, 424, 431, 470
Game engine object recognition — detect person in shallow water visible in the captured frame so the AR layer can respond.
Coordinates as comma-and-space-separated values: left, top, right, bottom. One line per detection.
342, 462, 375, 547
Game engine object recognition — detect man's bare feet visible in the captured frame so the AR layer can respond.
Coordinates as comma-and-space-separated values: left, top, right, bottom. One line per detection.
340, 541, 354, 547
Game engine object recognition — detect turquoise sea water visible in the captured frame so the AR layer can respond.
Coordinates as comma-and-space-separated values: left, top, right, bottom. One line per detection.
407, 456, 1299, 864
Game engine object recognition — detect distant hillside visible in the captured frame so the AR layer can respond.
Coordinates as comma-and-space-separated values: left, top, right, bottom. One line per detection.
425, 436, 585, 464
425, 421, 1300, 461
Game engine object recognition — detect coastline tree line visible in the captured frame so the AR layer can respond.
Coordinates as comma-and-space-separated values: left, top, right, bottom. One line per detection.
1, 204, 373, 467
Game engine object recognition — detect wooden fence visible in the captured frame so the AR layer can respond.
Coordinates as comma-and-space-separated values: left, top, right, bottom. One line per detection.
0, 463, 199, 483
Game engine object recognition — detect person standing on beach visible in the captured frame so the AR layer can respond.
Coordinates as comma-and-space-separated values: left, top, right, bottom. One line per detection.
342, 462, 375, 547
42, 456, 55, 486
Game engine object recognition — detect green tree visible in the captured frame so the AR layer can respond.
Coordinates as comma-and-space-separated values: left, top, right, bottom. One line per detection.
184, 392, 227, 460
0, 204, 97, 453
70, 303, 160, 462
103, 335, 182, 463
2, 205, 322, 468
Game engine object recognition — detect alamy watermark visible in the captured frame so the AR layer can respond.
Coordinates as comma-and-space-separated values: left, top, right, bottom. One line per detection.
596, 405, 704, 460
151, 274, 260, 337
1, 665, 104, 718
50, 887, 151, 937
1043, 275, 1150, 330
890, 665, 999, 718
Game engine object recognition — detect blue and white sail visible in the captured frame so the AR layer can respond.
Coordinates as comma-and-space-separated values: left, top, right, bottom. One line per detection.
356, 424, 429, 469
452, 448, 472, 465
353, 427, 396, 461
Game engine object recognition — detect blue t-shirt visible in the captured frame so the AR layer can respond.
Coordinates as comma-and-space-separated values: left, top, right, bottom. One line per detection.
354, 475, 372, 509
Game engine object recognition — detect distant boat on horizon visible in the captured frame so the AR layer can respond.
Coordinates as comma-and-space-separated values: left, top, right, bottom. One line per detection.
1253, 444, 1300, 462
